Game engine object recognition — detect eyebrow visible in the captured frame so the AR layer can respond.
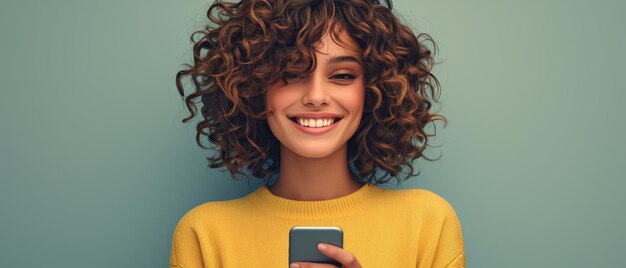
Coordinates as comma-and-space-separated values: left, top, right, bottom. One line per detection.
327, 55, 362, 65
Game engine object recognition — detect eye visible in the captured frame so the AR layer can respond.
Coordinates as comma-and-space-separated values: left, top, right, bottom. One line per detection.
331, 73, 356, 80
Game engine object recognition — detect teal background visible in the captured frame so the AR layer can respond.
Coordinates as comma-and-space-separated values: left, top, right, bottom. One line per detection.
1, 0, 624, 267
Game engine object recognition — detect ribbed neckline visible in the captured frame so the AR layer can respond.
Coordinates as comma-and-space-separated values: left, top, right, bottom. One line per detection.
245, 183, 382, 220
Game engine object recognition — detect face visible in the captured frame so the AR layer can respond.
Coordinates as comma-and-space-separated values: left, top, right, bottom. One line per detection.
264, 29, 365, 159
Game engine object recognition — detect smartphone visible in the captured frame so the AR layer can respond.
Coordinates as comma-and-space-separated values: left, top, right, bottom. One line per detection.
289, 226, 343, 267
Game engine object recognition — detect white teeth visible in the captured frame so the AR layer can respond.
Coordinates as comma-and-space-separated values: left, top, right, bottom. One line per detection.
295, 118, 336, 128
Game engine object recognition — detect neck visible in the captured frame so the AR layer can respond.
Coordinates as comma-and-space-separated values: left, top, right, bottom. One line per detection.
268, 143, 364, 201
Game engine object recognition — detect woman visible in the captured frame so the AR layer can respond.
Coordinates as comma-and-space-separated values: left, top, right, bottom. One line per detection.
171, 0, 465, 267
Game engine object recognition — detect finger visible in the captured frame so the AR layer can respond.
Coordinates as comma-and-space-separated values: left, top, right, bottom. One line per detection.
316, 243, 362, 268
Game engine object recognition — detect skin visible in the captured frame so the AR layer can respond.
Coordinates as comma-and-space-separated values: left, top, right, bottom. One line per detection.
264, 28, 365, 268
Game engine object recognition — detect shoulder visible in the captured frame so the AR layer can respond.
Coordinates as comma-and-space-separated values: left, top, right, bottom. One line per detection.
382, 187, 460, 221
407, 188, 456, 211
384, 187, 455, 209
174, 196, 248, 228
170, 198, 248, 268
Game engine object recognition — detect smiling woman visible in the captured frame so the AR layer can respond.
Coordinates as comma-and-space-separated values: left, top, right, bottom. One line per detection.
265, 28, 365, 158
171, 0, 464, 267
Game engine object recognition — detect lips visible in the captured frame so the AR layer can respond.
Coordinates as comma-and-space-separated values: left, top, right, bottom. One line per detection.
287, 112, 344, 125
287, 112, 344, 119
285, 112, 345, 135
288, 116, 344, 125
289, 116, 341, 135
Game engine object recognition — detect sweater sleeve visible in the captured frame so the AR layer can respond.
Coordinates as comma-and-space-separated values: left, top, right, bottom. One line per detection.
170, 214, 206, 268
433, 202, 465, 268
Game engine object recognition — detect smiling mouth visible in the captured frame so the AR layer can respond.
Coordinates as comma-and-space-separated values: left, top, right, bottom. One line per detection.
288, 116, 344, 128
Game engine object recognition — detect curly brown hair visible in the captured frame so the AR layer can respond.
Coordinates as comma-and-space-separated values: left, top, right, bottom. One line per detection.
175, 0, 447, 186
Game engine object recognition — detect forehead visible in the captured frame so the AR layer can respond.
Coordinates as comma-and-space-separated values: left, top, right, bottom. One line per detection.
312, 28, 361, 59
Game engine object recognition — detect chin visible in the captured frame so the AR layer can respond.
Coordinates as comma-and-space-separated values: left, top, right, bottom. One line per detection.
288, 143, 342, 159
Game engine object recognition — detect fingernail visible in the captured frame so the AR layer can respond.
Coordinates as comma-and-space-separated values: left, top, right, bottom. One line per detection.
290, 263, 300, 268
318, 243, 327, 250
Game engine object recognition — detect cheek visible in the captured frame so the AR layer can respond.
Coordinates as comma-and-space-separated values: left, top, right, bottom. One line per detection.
264, 97, 281, 118
265, 86, 296, 112
264, 81, 284, 110
343, 85, 366, 114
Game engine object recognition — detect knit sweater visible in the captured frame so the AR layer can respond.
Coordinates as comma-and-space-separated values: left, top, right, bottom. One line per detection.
169, 183, 465, 268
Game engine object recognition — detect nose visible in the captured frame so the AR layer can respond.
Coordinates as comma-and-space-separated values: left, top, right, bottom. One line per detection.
301, 75, 330, 107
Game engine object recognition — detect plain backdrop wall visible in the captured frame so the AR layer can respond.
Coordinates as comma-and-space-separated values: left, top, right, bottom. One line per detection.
1, 0, 624, 267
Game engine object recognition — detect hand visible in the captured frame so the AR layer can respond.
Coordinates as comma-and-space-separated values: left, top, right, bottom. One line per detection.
289, 243, 362, 268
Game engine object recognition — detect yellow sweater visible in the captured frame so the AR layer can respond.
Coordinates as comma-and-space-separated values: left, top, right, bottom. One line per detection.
169, 183, 465, 268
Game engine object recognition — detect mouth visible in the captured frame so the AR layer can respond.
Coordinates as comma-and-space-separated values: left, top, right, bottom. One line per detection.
287, 116, 344, 128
